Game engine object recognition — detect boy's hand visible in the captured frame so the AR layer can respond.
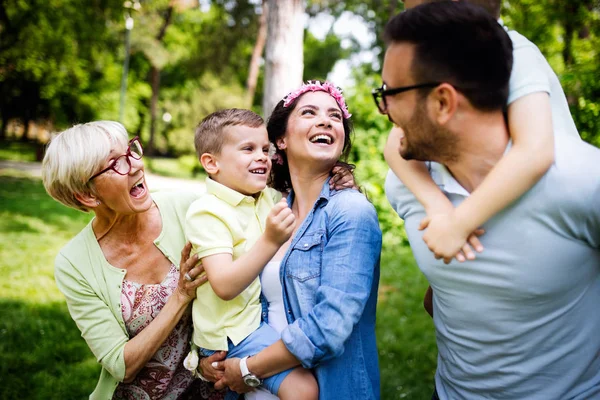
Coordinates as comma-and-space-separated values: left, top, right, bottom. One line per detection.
198, 351, 227, 382
419, 212, 484, 264
265, 198, 295, 245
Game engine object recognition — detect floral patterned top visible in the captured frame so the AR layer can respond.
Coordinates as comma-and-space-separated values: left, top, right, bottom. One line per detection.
113, 264, 223, 400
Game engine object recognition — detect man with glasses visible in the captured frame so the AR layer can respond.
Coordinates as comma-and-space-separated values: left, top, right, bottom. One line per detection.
380, 2, 600, 399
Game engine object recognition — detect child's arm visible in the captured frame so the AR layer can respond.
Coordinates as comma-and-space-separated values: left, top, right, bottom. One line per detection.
201, 198, 295, 300
384, 128, 481, 262
419, 92, 554, 262
384, 127, 453, 214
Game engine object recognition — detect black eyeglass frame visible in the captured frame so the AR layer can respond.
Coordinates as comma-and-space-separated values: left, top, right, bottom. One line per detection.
88, 136, 143, 181
372, 82, 441, 113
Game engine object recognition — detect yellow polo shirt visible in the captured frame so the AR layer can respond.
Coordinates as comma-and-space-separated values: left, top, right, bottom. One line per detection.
185, 178, 281, 350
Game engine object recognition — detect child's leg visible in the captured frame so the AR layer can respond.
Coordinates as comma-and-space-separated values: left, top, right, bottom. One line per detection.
276, 367, 318, 400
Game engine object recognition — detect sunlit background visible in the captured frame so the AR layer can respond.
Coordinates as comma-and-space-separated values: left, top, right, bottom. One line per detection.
1, 0, 599, 398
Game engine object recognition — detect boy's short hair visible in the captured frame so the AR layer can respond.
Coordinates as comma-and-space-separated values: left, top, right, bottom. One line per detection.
194, 108, 264, 157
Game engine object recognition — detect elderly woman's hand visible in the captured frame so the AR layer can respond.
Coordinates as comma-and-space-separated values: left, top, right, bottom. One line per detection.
177, 242, 207, 301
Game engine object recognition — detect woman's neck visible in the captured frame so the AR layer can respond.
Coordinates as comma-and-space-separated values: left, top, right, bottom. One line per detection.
288, 164, 330, 221
92, 204, 156, 244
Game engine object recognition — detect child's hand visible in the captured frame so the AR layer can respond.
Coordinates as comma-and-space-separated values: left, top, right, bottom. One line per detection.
419, 212, 484, 264
265, 198, 296, 245
330, 163, 357, 190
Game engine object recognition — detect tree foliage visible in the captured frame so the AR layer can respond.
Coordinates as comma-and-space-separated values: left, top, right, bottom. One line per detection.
0, 0, 598, 150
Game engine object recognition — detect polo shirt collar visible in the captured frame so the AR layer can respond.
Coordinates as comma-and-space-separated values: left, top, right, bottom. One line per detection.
432, 141, 513, 198
205, 177, 261, 206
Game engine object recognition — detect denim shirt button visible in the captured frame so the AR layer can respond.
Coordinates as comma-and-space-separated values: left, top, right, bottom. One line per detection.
287, 309, 291, 314
303, 243, 308, 248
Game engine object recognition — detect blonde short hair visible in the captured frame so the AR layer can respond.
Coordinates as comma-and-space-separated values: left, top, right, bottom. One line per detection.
42, 121, 129, 212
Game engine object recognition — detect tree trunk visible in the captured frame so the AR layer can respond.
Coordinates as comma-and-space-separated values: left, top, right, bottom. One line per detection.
263, 0, 304, 118
21, 118, 30, 142
246, 0, 269, 108
0, 113, 7, 140
147, 6, 174, 156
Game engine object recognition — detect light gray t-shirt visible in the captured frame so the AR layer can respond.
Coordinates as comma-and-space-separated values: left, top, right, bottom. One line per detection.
385, 135, 600, 399
507, 30, 580, 139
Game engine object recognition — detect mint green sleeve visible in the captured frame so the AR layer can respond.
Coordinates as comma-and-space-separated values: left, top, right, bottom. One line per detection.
54, 252, 127, 381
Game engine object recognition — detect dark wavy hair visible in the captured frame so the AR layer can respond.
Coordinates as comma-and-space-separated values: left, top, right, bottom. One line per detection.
266, 85, 354, 193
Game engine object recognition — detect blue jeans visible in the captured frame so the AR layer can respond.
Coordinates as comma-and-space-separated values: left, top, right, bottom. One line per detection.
198, 322, 292, 397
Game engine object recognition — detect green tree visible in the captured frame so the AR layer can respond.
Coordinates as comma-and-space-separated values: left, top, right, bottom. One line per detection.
0, 0, 123, 138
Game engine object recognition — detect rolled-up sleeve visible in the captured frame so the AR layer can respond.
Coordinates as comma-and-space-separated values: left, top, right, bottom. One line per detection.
282, 193, 382, 367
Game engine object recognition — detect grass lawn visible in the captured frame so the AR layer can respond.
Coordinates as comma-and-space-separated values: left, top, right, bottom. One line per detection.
0, 169, 437, 399
0, 140, 39, 162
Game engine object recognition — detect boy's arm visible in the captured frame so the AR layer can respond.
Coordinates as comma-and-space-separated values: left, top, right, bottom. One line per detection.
384, 127, 453, 214
202, 199, 295, 301
421, 93, 554, 262
444, 92, 554, 236
384, 127, 481, 261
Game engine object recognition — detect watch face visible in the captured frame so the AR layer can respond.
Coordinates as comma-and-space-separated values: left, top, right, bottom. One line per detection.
243, 374, 261, 388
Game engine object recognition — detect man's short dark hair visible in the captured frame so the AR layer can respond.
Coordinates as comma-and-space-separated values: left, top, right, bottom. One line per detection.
384, 1, 513, 111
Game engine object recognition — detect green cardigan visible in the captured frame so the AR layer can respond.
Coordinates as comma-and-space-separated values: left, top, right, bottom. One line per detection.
54, 191, 199, 400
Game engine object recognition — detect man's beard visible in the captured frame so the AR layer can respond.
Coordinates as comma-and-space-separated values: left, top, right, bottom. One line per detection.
400, 103, 459, 163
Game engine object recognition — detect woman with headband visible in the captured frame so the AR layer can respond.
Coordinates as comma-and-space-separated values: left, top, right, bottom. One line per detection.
212, 81, 382, 399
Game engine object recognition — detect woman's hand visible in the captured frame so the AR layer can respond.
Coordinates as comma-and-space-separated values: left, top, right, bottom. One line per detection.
213, 358, 253, 393
198, 351, 228, 382
177, 242, 207, 301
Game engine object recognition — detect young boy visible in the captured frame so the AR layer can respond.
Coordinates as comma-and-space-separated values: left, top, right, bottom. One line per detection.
184, 109, 317, 399
384, 0, 581, 314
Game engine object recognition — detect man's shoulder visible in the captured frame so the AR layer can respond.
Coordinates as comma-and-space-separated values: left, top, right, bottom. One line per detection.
550, 137, 600, 191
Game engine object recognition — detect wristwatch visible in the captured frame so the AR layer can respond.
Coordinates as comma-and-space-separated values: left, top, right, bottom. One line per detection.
240, 356, 262, 387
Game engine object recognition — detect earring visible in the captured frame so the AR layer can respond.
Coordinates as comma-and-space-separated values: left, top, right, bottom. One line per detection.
96, 200, 101, 205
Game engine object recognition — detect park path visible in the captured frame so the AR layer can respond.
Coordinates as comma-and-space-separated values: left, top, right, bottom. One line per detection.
0, 160, 206, 194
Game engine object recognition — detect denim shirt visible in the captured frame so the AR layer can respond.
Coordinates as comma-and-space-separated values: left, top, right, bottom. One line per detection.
279, 180, 382, 400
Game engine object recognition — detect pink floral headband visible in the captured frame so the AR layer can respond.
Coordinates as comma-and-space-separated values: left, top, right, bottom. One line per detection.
282, 81, 352, 119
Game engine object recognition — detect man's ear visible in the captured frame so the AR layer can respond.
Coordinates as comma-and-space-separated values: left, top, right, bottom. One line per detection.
429, 83, 458, 126
200, 153, 219, 175
75, 192, 100, 209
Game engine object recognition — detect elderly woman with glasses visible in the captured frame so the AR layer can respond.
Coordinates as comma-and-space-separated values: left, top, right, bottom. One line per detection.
42, 121, 224, 400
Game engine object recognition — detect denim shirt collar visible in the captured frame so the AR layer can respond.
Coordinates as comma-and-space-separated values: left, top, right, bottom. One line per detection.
286, 176, 332, 209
